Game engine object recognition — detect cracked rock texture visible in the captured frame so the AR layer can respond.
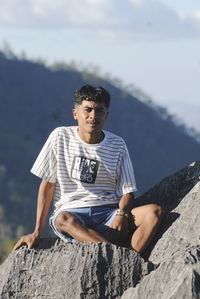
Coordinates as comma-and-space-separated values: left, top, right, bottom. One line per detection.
1, 161, 200, 299
0, 242, 153, 299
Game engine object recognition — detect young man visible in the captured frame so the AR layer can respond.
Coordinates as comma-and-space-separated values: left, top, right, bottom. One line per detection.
14, 85, 163, 253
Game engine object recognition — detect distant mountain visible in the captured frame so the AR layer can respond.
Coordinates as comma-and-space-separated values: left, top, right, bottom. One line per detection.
0, 52, 200, 241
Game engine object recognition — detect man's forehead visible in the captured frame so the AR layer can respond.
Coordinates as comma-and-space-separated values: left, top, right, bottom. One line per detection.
80, 100, 106, 108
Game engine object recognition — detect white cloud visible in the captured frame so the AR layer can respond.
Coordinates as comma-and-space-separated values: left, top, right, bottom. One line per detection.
0, 0, 200, 41
178, 9, 200, 25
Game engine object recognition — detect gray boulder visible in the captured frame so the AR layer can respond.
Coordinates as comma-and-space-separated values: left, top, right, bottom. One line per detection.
122, 161, 200, 299
122, 246, 200, 299
0, 242, 153, 299
0, 161, 200, 299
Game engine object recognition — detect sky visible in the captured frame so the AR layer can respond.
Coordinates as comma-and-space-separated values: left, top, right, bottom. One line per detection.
0, 0, 200, 132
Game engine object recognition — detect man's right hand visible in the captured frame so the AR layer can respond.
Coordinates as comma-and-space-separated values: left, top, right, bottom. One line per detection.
13, 232, 40, 251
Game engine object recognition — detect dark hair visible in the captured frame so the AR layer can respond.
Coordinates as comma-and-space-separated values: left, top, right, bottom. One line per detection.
73, 85, 110, 109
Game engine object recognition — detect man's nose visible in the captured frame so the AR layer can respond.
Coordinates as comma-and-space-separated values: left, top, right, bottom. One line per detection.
89, 109, 96, 119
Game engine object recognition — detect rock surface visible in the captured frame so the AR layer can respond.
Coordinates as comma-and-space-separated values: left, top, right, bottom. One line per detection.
122, 246, 200, 299
122, 161, 200, 299
0, 242, 153, 299
0, 161, 200, 299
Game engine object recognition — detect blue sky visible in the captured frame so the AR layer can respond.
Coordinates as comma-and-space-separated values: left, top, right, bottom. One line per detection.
0, 0, 200, 131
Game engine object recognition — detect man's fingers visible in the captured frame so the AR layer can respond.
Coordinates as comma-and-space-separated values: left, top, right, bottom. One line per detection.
13, 239, 26, 251
13, 237, 33, 251
112, 218, 125, 230
27, 241, 34, 249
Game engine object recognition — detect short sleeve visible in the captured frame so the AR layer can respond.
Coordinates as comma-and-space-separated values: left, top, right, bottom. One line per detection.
116, 142, 137, 196
30, 130, 58, 183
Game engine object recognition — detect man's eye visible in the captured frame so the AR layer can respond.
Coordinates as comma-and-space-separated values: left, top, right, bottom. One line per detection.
85, 108, 92, 112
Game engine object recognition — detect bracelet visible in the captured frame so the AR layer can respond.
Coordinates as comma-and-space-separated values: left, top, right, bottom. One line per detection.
116, 209, 129, 220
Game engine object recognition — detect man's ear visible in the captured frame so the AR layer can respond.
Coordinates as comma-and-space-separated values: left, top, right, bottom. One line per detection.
73, 108, 77, 120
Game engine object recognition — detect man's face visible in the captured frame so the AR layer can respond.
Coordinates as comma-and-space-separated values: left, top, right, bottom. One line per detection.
73, 100, 108, 135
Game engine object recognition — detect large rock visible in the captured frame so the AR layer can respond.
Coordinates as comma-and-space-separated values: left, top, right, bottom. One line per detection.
122, 161, 200, 298
0, 242, 154, 299
122, 246, 200, 299
0, 161, 200, 299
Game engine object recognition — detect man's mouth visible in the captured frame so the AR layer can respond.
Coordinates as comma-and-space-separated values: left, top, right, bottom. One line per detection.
88, 122, 98, 125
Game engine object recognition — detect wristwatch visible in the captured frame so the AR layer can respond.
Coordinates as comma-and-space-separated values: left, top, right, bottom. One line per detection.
116, 209, 129, 219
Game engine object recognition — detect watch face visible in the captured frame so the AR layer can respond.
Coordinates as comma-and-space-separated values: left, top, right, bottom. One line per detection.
116, 209, 129, 219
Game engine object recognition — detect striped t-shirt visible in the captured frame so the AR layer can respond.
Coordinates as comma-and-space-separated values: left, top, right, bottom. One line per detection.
31, 126, 137, 210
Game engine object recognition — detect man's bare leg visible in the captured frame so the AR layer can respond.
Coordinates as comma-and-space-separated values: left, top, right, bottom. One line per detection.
55, 211, 109, 243
130, 204, 163, 253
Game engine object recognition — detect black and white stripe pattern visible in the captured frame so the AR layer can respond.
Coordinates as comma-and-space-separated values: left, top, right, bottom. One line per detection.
31, 126, 137, 209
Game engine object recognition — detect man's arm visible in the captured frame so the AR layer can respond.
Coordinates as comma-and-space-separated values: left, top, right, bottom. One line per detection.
118, 192, 135, 213
13, 180, 55, 250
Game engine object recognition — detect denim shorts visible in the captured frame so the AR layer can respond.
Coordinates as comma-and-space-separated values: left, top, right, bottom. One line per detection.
49, 206, 118, 243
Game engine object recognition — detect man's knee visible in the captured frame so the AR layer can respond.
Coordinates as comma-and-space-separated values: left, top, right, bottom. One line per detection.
55, 211, 75, 231
147, 204, 164, 222
152, 204, 164, 215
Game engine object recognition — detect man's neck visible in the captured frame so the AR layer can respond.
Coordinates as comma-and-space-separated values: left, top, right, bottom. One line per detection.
78, 129, 104, 144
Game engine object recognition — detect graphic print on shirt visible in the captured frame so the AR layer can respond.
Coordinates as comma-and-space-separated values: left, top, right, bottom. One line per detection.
71, 156, 99, 184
